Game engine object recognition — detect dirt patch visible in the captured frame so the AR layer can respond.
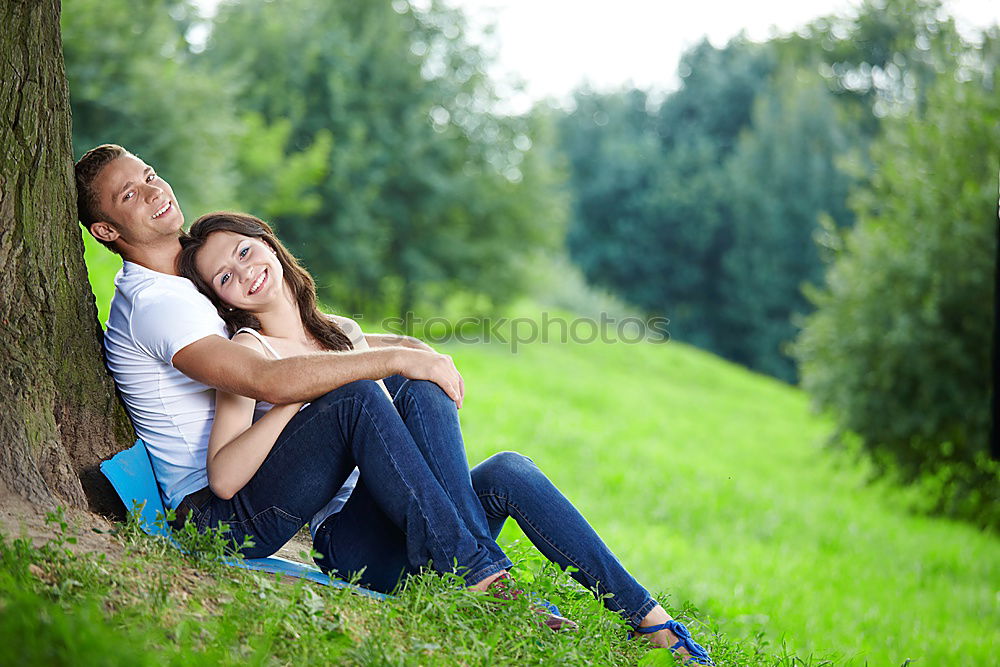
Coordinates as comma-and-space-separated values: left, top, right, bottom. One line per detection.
0, 491, 123, 560
270, 529, 315, 564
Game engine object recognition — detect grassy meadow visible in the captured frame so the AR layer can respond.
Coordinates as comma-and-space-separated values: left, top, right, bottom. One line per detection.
27, 236, 997, 664
451, 314, 999, 665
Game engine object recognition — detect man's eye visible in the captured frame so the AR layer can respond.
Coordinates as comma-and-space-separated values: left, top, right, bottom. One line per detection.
220, 273, 231, 286
123, 191, 134, 201
239, 247, 249, 259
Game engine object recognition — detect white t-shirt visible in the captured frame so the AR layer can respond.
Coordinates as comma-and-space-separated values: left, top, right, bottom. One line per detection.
104, 261, 227, 509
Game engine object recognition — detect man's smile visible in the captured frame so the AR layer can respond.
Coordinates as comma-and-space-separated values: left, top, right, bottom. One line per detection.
152, 201, 172, 219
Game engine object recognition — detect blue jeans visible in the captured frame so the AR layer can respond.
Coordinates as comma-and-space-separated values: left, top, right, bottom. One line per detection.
191, 379, 510, 586
194, 378, 659, 627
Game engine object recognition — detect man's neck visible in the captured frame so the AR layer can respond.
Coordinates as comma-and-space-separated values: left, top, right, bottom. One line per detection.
122, 239, 183, 276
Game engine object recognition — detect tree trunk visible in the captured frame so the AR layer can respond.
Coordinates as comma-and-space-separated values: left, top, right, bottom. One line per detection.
0, 0, 133, 514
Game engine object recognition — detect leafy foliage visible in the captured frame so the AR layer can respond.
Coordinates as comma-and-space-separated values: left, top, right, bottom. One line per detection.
794, 30, 1000, 526
61, 0, 238, 216
62, 0, 564, 318
558, 39, 858, 380
722, 68, 859, 378
201, 0, 565, 316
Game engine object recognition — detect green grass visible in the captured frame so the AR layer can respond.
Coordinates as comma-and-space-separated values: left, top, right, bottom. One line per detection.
51, 248, 1000, 664
1, 509, 779, 665
448, 307, 1000, 665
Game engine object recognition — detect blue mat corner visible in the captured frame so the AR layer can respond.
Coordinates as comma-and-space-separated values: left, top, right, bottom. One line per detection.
100, 440, 387, 600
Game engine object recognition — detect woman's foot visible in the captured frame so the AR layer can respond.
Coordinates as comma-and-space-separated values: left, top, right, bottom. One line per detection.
486, 573, 578, 631
635, 605, 714, 664
469, 569, 508, 592
637, 605, 685, 649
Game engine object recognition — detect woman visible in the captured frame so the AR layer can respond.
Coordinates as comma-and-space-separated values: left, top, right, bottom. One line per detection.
177, 211, 713, 665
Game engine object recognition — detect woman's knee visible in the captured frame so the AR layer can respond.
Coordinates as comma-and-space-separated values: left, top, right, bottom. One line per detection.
471, 451, 538, 488
395, 379, 452, 410
313, 379, 386, 407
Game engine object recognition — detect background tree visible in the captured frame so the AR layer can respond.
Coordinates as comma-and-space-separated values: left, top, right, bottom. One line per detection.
202, 0, 564, 317
722, 69, 859, 379
782, 0, 951, 128
1, 0, 132, 513
794, 26, 1000, 526
557, 39, 858, 380
61, 0, 238, 216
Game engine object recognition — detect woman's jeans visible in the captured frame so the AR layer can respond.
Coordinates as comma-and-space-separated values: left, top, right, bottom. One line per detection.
189, 377, 658, 627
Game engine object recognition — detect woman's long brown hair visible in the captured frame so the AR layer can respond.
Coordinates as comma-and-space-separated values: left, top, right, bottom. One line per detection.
177, 212, 353, 352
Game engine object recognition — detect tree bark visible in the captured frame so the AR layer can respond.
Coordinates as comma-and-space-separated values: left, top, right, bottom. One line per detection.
0, 0, 133, 514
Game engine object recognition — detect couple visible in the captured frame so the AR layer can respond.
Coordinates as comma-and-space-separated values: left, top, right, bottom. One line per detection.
76, 143, 713, 665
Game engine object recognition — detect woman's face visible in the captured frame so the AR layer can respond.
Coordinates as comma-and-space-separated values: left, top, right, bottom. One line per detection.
194, 230, 284, 311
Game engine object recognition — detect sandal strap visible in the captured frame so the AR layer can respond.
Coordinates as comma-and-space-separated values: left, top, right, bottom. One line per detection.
632, 621, 670, 635
632, 619, 715, 665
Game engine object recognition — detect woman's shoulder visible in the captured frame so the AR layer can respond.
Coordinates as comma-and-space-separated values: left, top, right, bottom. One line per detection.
231, 328, 271, 356
326, 313, 365, 343
326, 313, 358, 327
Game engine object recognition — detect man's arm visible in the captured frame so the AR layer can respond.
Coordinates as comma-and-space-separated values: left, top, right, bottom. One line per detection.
172, 335, 464, 407
365, 332, 435, 352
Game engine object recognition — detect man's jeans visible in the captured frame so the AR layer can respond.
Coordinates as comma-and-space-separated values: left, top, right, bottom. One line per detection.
189, 378, 657, 627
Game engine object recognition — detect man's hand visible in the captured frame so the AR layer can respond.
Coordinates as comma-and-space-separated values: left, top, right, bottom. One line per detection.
397, 348, 465, 408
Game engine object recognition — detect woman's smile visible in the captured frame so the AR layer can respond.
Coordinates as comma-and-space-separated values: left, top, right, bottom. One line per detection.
247, 267, 268, 296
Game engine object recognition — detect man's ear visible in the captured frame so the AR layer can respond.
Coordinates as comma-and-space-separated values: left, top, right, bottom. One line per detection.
89, 221, 121, 244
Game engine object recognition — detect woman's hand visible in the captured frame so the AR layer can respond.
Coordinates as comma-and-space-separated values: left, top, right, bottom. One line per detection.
397, 349, 465, 408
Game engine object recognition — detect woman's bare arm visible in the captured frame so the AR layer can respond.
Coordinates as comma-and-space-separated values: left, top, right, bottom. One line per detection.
206, 390, 301, 500
202, 333, 303, 499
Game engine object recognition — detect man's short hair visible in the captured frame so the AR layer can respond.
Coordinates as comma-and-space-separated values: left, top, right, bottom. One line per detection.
75, 144, 129, 254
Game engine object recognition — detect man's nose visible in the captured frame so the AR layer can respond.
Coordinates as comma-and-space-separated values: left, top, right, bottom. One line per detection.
143, 183, 164, 201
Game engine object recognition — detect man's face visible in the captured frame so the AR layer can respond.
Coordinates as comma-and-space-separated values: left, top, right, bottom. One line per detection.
90, 154, 184, 250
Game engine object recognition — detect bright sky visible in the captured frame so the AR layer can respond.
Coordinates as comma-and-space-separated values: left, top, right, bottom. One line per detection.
443, 0, 998, 111
195, 0, 997, 112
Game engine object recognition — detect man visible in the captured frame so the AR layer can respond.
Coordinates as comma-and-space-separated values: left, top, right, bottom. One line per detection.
77, 146, 463, 404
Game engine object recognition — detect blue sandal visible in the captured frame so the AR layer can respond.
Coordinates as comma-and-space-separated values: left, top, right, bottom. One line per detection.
632, 619, 715, 665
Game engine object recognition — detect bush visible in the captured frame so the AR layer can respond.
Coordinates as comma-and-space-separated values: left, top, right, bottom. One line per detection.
794, 52, 1000, 528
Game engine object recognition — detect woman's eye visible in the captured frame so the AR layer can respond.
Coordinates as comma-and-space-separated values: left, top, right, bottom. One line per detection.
220, 273, 231, 286
146, 173, 156, 182
239, 247, 249, 259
